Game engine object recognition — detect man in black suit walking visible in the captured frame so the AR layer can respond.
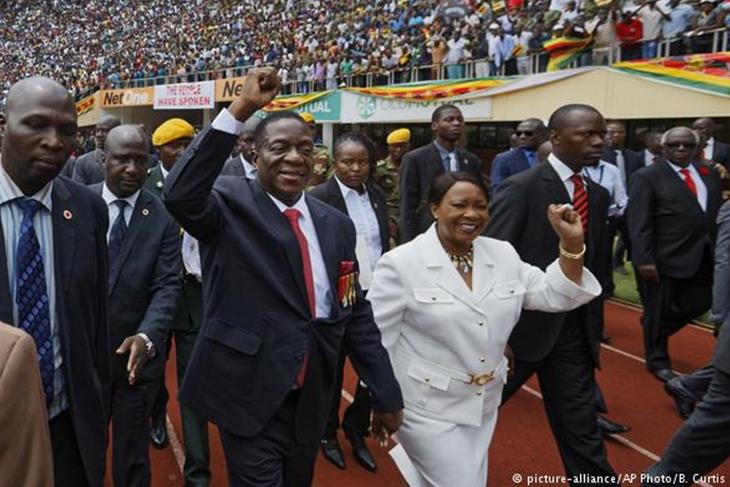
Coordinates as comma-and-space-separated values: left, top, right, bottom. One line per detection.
164, 68, 403, 487
628, 127, 722, 383
693, 117, 730, 169
221, 116, 260, 179
0, 77, 110, 487
486, 104, 618, 484
93, 125, 181, 487
310, 132, 390, 473
399, 104, 483, 242
72, 114, 121, 185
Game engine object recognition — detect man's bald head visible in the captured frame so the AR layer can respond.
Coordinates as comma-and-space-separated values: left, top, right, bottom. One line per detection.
1, 77, 77, 195
104, 125, 150, 198
237, 116, 263, 163
692, 118, 717, 140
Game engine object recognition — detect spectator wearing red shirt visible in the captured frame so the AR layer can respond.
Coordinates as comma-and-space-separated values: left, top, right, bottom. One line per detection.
616, 11, 643, 60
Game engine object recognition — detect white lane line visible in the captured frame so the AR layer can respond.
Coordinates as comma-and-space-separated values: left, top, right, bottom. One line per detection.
166, 415, 185, 473
341, 388, 354, 403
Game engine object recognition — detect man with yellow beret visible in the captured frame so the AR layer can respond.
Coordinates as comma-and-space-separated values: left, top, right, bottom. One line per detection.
374, 128, 411, 245
300, 111, 333, 188
146, 118, 212, 486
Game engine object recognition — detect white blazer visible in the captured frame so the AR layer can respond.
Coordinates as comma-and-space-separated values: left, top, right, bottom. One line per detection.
368, 225, 601, 427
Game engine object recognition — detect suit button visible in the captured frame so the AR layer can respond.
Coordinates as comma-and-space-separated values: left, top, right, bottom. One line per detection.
431, 297, 436, 301
424, 378, 430, 383
476, 391, 482, 396
480, 357, 485, 363
478, 321, 484, 326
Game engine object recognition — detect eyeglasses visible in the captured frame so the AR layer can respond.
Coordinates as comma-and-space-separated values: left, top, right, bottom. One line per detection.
664, 142, 698, 149
515, 130, 534, 136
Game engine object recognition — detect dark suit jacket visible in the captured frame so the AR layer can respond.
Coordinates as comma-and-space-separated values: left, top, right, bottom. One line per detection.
602, 147, 644, 191
489, 148, 532, 194
485, 162, 611, 365
713, 140, 730, 170
91, 184, 181, 382
400, 142, 483, 242
72, 149, 106, 185
143, 165, 204, 331
628, 161, 722, 279
163, 125, 403, 441
0, 176, 109, 487
309, 177, 390, 257
220, 156, 246, 177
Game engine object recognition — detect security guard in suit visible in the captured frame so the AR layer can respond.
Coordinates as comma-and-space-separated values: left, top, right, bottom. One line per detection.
145, 119, 212, 487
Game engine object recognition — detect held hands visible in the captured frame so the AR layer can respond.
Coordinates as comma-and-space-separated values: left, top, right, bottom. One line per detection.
228, 67, 281, 121
547, 204, 584, 253
116, 335, 149, 385
371, 409, 404, 447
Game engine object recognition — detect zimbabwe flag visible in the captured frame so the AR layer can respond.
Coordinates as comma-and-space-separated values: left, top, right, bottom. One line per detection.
543, 36, 592, 71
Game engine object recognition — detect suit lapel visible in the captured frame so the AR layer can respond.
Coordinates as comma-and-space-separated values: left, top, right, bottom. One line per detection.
109, 190, 152, 292
516, 149, 531, 172
307, 196, 339, 305
51, 179, 76, 313
367, 184, 390, 252
326, 178, 348, 215
0, 215, 11, 323
421, 228, 480, 311
250, 182, 309, 314
695, 162, 722, 220
660, 162, 704, 216
541, 162, 571, 204
585, 179, 603, 264
473, 242, 496, 303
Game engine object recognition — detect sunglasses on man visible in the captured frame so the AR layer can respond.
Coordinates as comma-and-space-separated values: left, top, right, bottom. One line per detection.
515, 130, 534, 136
663, 142, 698, 149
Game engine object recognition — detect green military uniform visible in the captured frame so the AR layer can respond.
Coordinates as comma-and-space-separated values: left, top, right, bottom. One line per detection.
145, 166, 210, 486
312, 143, 332, 179
374, 156, 402, 245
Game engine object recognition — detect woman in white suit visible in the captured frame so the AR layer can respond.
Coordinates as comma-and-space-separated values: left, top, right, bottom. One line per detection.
368, 172, 601, 487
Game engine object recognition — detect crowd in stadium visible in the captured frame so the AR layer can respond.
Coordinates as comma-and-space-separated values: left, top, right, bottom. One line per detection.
1, 0, 728, 103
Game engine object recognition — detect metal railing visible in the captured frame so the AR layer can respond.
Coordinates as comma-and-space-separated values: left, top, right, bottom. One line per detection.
79, 26, 727, 100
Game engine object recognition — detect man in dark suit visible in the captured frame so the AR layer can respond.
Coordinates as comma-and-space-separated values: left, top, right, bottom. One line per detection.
145, 118, 213, 486
72, 114, 121, 185
0, 77, 110, 487
310, 132, 390, 473
693, 117, 730, 169
221, 116, 260, 179
603, 120, 643, 272
486, 104, 618, 484
163, 68, 403, 486
92, 125, 181, 487
489, 118, 547, 193
399, 104, 483, 242
643, 315, 730, 486
628, 127, 722, 383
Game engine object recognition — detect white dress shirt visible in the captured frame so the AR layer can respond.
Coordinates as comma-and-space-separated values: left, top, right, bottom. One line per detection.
582, 161, 628, 217
334, 176, 382, 287
101, 184, 139, 241
548, 153, 585, 199
212, 108, 333, 317
704, 137, 715, 162
644, 149, 659, 167
666, 160, 708, 211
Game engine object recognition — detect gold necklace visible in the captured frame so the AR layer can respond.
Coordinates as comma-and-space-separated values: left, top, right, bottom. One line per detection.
448, 247, 474, 274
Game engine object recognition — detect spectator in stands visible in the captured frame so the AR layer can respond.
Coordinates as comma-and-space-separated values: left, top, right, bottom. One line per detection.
662, 0, 697, 55
629, 0, 671, 59
616, 11, 644, 60
592, 10, 620, 65
690, 0, 726, 53
446, 31, 468, 79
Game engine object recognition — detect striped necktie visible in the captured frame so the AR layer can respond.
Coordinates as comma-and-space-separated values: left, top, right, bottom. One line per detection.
571, 174, 589, 233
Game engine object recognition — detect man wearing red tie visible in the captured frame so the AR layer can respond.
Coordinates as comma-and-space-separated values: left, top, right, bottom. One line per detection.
628, 127, 722, 383
163, 68, 403, 486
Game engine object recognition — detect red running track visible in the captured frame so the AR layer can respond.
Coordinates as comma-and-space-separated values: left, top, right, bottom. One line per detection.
106, 301, 730, 486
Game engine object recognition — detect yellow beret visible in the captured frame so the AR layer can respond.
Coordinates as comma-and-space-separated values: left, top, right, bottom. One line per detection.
152, 118, 195, 147
299, 112, 315, 123
387, 128, 411, 144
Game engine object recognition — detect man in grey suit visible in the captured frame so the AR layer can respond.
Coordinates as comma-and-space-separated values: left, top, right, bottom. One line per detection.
220, 116, 260, 179
72, 114, 120, 185
94, 125, 181, 487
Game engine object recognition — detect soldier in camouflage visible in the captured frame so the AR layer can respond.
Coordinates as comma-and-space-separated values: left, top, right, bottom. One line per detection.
374, 128, 411, 245
300, 111, 332, 188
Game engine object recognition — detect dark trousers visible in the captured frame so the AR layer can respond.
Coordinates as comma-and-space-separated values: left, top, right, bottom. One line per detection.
612, 216, 630, 269
679, 364, 715, 401
324, 344, 372, 439
501, 314, 617, 486
111, 379, 158, 487
643, 367, 730, 486
639, 254, 713, 372
50, 410, 89, 487
219, 391, 320, 487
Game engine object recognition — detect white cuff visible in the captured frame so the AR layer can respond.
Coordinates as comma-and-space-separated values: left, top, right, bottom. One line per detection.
135, 332, 157, 358
211, 108, 245, 136
545, 259, 602, 301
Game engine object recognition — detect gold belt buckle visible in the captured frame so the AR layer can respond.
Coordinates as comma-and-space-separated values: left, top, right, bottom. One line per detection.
467, 371, 495, 386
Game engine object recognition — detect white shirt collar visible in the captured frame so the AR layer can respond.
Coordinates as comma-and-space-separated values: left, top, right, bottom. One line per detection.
665, 160, 698, 177
547, 153, 581, 182
159, 163, 169, 180
0, 160, 53, 211
334, 175, 367, 199
267, 191, 310, 217
240, 154, 257, 179
102, 183, 140, 209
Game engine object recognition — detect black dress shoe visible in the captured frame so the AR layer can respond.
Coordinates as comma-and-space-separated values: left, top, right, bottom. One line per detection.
664, 378, 696, 419
597, 415, 630, 437
150, 417, 169, 449
345, 430, 377, 473
651, 368, 678, 383
320, 437, 347, 470
601, 335, 612, 345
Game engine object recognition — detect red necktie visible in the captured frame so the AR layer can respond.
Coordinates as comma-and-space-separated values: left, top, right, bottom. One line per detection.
680, 168, 698, 197
572, 174, 589, 233
283, 208, 315, 387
